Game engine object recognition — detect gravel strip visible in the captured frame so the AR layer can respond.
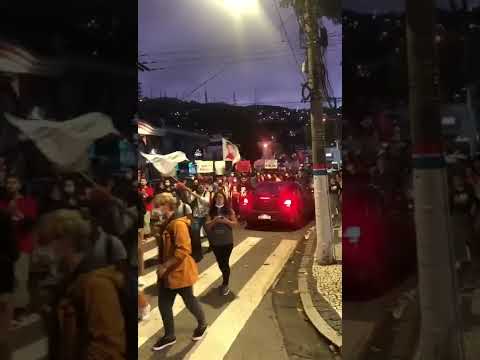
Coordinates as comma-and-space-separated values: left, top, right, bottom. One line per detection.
312, 263, 342, 317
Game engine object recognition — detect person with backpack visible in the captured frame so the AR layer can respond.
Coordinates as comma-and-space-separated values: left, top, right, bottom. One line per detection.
205, 191, 238, 296
175, 182, 209, 261
37, 209, 131, 360
173, 187, 193, 220
152, 192, 207, 351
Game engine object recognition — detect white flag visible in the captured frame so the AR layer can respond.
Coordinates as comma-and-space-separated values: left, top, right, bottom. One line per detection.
141, 151, 188, 176
222, 138, 241, 164
5, 112, 118, 171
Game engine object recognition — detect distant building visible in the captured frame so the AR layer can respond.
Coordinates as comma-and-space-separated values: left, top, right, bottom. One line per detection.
137, 119, 209, 157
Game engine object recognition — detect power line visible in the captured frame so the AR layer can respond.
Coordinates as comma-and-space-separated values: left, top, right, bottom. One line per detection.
272, 0, 306, 82
142, 43, 291, 57
144, 52, 305, 71
182, 64, 230, 100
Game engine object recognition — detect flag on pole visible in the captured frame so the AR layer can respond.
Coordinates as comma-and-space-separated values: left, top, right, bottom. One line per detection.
140, 151, 188, 176
5, 112, 118, 171
222, 138, 241, 164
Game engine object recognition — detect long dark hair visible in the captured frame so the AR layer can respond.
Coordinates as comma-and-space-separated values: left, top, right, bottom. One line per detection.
209, 191, 231, 218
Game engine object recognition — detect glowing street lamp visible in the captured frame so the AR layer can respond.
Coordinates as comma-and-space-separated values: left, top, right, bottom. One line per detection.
221, 0, 259, 16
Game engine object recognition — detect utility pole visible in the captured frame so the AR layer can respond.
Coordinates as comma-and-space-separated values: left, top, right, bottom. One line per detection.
406, 0, 464, 359
204, 89, 208, 104
462, 0, 477, 157
233, 91, 237, 105
304, 0, 333, 264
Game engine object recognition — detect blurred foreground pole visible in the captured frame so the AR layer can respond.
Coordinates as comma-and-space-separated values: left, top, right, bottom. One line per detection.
406, 0, 464, 359
304, 0, 332, 264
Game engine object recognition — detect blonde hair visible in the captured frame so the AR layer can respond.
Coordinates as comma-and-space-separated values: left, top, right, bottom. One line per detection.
37, 209, 92, 252
154, 192, 177, 210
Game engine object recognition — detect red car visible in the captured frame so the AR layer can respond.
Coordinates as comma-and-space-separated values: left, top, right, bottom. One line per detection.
242, 181, 313, 228
343, 177, 416, 300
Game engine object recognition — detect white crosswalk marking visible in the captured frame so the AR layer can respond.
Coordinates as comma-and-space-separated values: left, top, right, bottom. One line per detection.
12, 338, 47, 360
184, 239, 297, 359
138, 236, 263, 348
143, 246, 158, 261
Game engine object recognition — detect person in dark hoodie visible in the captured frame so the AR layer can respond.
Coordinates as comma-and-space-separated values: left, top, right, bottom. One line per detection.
37, 209, 126, 360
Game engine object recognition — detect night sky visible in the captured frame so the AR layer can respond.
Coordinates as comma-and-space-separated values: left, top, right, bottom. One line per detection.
139, 0, 341, 109
344, 0, 480, 11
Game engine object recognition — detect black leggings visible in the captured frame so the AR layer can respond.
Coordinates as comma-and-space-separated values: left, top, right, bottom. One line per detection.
158, 285, 206, 338
212, 244, 234, 286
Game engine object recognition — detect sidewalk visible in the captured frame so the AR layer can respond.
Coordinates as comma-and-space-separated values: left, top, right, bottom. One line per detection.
298, 226, 342, 350
343, 276, 418, 360
462, 259, 480, 358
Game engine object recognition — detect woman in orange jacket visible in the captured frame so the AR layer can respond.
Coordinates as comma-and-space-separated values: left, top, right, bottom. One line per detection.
151, 192, 207, 351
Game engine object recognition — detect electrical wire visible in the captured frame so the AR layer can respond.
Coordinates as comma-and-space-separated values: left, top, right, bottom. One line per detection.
272, 0, 306, 82
181, 64, 230, 100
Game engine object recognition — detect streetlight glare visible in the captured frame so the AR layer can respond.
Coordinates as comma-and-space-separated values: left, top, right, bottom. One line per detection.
223, 0, 259, 15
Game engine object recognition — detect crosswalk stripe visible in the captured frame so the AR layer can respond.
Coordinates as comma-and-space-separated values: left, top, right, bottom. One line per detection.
12, 338, 47, 360
143, 246, 157, 261
184, 239, 297, 359
138, 236, 263, 348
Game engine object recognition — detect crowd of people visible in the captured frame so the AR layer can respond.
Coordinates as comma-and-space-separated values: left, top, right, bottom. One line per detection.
137, 166, 334, 351
0, 159, 138, 360
0, 148, 340, 358
342, 111, 480, 288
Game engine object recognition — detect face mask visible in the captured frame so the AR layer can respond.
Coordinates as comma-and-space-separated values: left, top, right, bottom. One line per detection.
215, 203, 224, 208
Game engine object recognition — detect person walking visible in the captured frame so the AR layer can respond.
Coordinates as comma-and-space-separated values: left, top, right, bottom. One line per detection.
0, 175, 38, 324
176, 182, 210, 261
152, 193, 207, 351
205, 192, 237, 296
37, 209, 127, 360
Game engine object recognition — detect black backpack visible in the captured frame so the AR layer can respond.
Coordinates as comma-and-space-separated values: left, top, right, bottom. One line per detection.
179, 203, 203, 263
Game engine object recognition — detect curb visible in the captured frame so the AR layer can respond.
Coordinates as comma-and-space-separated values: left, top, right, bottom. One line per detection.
298, 226, 342, 349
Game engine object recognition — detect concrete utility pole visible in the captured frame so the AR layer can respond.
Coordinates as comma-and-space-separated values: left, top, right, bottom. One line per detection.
406, 0, 464, 359
304, 0, 333, 264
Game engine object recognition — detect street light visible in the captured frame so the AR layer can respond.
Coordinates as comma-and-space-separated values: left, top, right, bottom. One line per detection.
222, 0, 259, 15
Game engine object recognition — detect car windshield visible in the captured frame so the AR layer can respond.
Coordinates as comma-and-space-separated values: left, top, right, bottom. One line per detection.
255, 182, 293, 195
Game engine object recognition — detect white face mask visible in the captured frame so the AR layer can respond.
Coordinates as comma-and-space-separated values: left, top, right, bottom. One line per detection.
215, 203, 224, 208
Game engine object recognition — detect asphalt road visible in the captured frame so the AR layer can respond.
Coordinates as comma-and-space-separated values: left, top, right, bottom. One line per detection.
138, 223, 335, 360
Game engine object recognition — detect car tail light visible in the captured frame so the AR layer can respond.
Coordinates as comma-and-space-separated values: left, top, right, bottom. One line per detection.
283, 199, 292, 207
259, 196, 271, 200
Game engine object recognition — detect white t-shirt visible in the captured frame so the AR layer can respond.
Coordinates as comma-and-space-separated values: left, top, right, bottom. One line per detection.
192, 192, 211, 218
175, 200, 192, 219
